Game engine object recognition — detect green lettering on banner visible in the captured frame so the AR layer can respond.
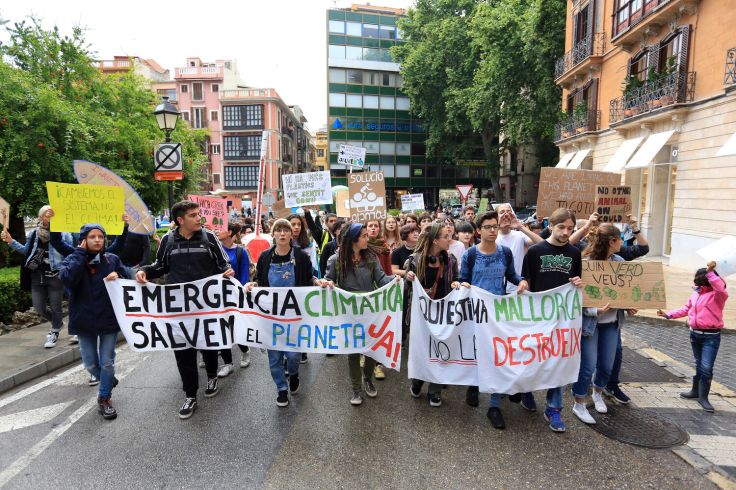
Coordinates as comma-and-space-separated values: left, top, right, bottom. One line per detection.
494, 297, 509, 322
304, 290, 319, 317
338, 293, 357, 316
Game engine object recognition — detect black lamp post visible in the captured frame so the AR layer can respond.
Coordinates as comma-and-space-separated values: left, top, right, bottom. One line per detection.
153, 96, 180, 214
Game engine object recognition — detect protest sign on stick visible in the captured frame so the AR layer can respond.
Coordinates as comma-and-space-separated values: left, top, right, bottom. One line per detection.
581, 260, 666, 309
697, 236, 736, 278
282, 171, 332, 208
400, 194, 425, 212
536, 168, 621, 218
335, 190, 350, 218
187, 195, 227, 231
348, 171, 386, 222
594, 185, 632, 223
46, 182, 125, 234
271, 199, 291, 219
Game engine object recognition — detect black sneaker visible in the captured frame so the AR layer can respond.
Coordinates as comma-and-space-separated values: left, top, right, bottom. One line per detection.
410, 380, 423, 398
300, 353, 308, 364
363, 379, 378, 398
179, 397, 197, 419
466, 386, 479, 407
113, 376, 119, 389
97, 397, 117, 420
204, 378, 219, 398
289, 374, 300, 394
276, 390, 289, 407
603, 385, 631, 405
508, 393, 522, 403
428, 393, 442, 407
487, 407, 505, 429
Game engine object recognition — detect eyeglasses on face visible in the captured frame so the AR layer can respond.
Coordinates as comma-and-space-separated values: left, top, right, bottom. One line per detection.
481, 224, 500, 231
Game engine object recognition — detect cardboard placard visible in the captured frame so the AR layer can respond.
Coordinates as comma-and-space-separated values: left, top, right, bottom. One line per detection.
335, 189, 350, 218
46, 182, 125, 234
188, 195, 227, 231
282, 171, 333, 208
594, 185, 632, 223
0, 196, 9, 229
581, 260, 666, 309
348, 171, 386, 222
271, 199, 291, 219
536, 168, 621, 218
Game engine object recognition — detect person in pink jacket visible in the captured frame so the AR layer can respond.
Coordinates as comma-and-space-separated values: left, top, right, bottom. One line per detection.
657, 261, 727, 412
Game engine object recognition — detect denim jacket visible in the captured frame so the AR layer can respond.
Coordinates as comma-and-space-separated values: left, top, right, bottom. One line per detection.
10, 229, 73, 271
581, 254, 627, 337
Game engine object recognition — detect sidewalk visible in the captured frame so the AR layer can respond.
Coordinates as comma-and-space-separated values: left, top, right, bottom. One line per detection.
636, 261, 735, 330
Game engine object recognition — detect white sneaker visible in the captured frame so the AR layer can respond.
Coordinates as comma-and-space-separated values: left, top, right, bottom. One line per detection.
240, 351, 251, 368
44, 332, 59, 348
217, 364, 234, 378
572, 402, 596, 424
592, 391, 608, 413
69, 335, 79, 345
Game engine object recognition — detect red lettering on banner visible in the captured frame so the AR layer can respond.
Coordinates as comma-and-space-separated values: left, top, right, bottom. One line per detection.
368, 316, 390, 338
519, 334, 536, 366
491, 328, 582, 367
506, 336, 520, 366
560, 328, 570, 358
493, 337, 508, 366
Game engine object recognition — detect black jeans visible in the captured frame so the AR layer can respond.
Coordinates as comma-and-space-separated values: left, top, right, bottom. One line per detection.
220, 345, 249, 364
174, 348, 218, 398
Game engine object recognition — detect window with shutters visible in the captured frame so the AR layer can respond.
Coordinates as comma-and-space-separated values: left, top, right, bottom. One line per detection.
213, 173, 221, 185
192, 107, 206, 129
210, 144, 220, 155
223, 135, 261, 160
222, 105, 263, 129
224, 165, 258, 189
180, 84, 188, 93
211, 84, 219, 93
574, 4, 589, 45
210, 110, 218, 122
192, 82, 203, 101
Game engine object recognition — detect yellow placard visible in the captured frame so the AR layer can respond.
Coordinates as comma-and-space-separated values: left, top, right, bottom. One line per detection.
46, 182, 125, 234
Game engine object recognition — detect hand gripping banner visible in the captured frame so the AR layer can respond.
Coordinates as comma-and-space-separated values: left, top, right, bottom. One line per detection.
408, 283, 582, 393
106, 276, 404, 370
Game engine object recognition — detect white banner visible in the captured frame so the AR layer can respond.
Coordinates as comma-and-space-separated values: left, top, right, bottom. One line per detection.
282, 171, 333, 208
106, 276, 404, 370
409, 283, 582, 393
400, 193, 425, 211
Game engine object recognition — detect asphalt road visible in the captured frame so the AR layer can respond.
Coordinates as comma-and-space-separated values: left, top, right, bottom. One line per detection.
0, 347, 717, 489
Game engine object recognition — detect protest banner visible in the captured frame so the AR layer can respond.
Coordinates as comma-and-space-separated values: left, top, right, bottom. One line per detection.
271, 199, 291, 219
581, 260, 666, 309
106, 276, 404, 369
409, 283, 582, 394
282, 171, 333, 208
0, 196, 9, 230
697, 236, 736, 278
337, 144, 366, 168
46, 182, 125, 234
400, 193, 425, 212
188, 195, 227, 232
536, 168, 621, 218
594, 185, 632, 223
348, 171, 386, 222
335, 189, 350, 218
74, 160, 155, 235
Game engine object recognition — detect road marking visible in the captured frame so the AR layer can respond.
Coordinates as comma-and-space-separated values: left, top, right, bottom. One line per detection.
0, 397, 95, 487
0, 365, 85, 411
0, 401, 75, 434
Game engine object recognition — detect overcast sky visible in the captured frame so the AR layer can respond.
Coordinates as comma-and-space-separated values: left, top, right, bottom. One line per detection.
0, 0, 413, 132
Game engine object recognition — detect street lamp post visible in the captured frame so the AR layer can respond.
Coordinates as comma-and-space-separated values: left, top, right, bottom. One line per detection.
153, 96, 180, 215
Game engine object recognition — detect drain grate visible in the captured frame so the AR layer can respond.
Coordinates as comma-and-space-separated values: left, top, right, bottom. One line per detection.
590, 405, 689, 448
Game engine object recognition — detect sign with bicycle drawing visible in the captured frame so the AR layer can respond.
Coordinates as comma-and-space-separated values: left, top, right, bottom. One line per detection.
348, 171, 387, 222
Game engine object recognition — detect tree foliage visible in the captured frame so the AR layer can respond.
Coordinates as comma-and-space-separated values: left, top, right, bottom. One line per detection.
393, 0, 566, 197
0, 18, 208, 224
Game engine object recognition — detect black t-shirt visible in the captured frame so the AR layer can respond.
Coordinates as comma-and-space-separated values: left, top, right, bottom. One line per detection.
420, 261, 451, 299
522, 240, 582, 293
391, 245, 413, 270
271, 249, 292, 264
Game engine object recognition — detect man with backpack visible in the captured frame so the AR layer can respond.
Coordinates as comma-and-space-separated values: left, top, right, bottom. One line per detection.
136, 200, 234, 419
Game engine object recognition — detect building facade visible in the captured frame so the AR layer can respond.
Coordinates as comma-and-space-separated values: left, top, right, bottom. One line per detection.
315, 129, 329, 171
327, 4, 493, 210
555, 0, 736, 267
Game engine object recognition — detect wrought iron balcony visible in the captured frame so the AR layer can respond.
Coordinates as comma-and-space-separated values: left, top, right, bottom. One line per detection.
609, 72, 696, 125
554, 109, 600, 142
726, 48, 736, 87
555, 33, 606, 80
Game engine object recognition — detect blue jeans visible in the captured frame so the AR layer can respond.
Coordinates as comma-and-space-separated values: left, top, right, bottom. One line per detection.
691, 330, 721, 382
267, 350, 300, 392
573, 321, 619, 398
520, 389, 562, 410
489, 392, 536, 408
78, 332, 117, 398
606, 332, 623, 390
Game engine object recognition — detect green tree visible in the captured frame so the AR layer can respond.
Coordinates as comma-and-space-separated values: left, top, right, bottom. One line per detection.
393, 0, 565, 199
0, 18, 208, 242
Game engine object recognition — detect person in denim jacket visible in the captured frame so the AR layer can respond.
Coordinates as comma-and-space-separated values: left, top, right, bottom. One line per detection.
572, 224, 637, 425
658, 261, 728, 412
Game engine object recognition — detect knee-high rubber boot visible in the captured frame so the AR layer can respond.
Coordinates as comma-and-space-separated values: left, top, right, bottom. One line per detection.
680, 376, 699, 399
698, 379, 714, 413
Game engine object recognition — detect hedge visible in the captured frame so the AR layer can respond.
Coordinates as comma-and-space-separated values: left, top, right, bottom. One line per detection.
0, 267, 32, 324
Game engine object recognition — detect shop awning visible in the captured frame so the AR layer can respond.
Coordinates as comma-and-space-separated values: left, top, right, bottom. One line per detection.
603, 137, 644, 172
716, 132, 736, 157
567, 149, 591, 169
555, 152, 575, 168
625, 130, 676, 169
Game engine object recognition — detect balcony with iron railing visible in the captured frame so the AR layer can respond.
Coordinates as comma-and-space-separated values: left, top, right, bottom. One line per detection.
555, 33, 606, 85
554, 109, 601, 142
609, 71, 696, 125
221, 88, 279, 100
611, 0, 697, 49
175, 65, 224, 79
725, 48, 736, 88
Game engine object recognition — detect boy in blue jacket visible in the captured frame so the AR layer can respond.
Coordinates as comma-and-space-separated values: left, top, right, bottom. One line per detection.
59, 224, 128, 420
